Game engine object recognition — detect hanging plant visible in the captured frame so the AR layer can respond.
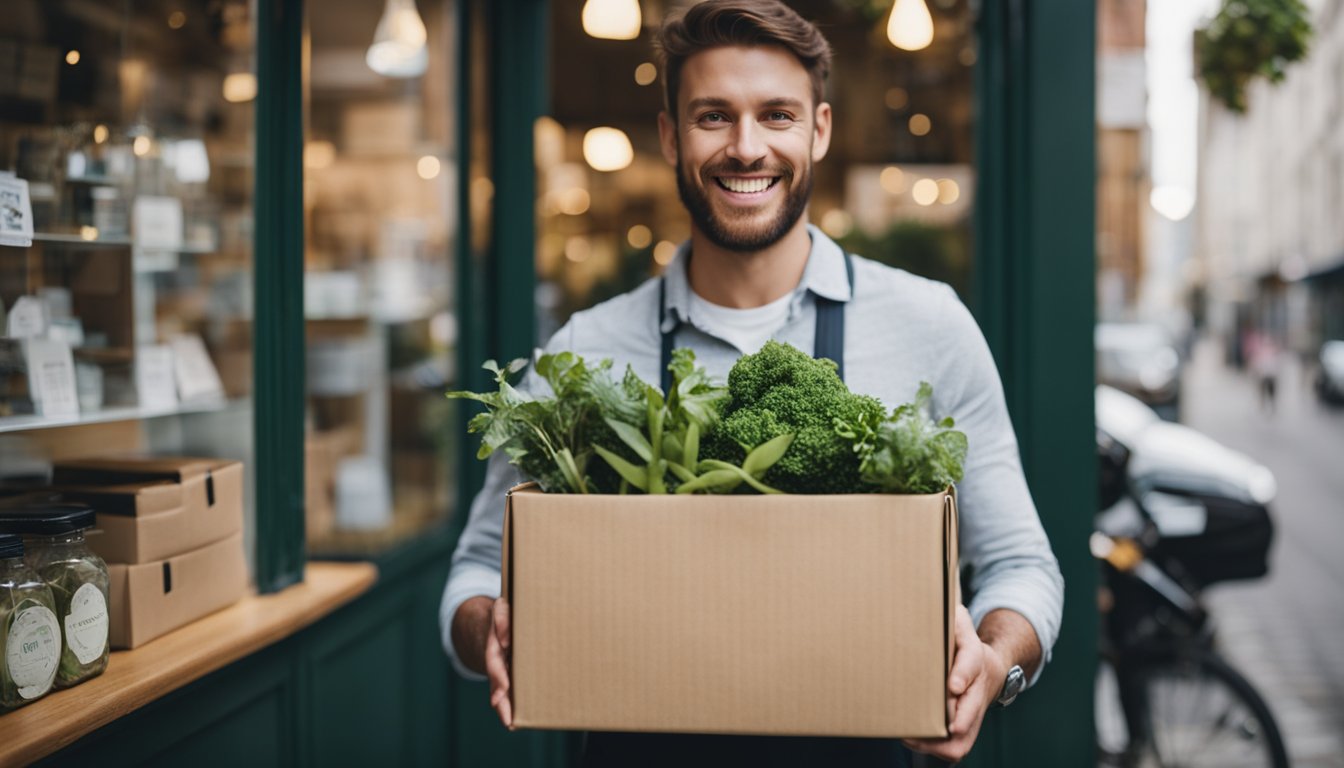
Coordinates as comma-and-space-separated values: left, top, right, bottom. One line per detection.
1195, 0, 1312, 114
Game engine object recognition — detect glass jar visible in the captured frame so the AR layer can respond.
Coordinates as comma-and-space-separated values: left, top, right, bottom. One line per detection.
0, 501, 110, 689
0, 534, 60, 711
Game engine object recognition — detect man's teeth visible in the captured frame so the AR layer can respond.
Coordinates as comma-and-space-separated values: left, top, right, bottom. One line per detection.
719, 177, 775, 193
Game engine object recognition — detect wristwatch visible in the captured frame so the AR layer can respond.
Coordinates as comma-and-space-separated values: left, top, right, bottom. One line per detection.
996, 664, 1025, 707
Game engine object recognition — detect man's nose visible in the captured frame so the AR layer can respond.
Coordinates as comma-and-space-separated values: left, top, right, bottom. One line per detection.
725, 120, 767, 165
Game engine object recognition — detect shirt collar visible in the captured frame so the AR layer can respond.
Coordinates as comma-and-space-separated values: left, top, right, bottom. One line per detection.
660, 224, 852, 333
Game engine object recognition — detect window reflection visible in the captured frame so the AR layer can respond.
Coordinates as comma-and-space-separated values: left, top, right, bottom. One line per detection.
303, 0, 457, 554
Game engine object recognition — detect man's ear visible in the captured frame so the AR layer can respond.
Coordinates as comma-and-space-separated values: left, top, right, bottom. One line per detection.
811, 101, 833, 163
657, 111, 679, 167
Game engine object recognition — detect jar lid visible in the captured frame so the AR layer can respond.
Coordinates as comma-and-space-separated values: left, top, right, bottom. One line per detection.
0, 499, 96, 536
0, 533, 23, 559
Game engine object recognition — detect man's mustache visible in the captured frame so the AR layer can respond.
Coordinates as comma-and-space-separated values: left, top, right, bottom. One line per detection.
700, 160, 793, 179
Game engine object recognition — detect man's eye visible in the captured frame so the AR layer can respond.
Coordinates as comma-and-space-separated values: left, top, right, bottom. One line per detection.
699, 113, 728, 124
766, 112, 794, 122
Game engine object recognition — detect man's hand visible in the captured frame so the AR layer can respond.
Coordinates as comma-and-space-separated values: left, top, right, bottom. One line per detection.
485, 598, 513, 727
902, 605, 1022, 763
452, 596, 514, 728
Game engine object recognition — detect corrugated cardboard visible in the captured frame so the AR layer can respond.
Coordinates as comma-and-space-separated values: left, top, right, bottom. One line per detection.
50, 457, 243, 564
502, 485, 959, 738
106, 531, 247, 649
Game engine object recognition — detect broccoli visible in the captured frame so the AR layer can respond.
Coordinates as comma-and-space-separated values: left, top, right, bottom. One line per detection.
701, 341, 887, 494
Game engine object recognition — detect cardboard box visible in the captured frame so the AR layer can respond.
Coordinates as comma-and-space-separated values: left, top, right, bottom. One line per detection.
106, 531, 247, 648
502, 486, 958, 738
51, 457, 243, 564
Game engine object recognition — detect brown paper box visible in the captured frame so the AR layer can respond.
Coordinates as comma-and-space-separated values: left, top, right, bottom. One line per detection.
502, 485, 959, 739
51, 457, 243, 564
106, 531, 247, 649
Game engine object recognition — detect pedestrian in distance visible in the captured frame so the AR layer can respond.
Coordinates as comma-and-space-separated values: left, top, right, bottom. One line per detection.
440, 2, 1064, 765
1249, 331, 1281, 415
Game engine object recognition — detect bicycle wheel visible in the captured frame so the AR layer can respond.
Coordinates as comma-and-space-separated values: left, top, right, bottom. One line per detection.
1118, 648, 1289, 768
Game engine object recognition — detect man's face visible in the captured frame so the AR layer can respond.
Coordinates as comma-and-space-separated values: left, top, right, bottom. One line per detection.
658, 45, 832, 253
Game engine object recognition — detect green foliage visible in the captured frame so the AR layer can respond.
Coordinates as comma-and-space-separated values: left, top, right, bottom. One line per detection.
449, 349, 791, 494
701, 341, 888, 494
835, 381, 967, 494
452, 344, 967, 496
1195, 0, 1312, 114
446, 354, 645, 493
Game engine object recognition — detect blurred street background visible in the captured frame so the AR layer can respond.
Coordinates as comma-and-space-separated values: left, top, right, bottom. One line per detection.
1186, 339, 1344, 767
1097, 0, 1344, 764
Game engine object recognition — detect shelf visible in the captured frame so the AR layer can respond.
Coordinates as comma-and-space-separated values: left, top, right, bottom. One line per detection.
0, 397, 239, 434
0, 562, 379, 768
15, 233, 218, 255
28, 233, 133, 247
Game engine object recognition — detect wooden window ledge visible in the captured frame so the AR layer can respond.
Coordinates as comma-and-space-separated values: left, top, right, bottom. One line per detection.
0, 561, 378, 767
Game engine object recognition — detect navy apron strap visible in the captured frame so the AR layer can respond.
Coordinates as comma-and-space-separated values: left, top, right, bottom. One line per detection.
813, 251, 854, 380
660, 277, 679, 395
660, 251, 855, 389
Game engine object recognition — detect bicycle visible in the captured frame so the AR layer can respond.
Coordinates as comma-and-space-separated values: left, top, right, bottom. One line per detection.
1094, 386, 1289, 768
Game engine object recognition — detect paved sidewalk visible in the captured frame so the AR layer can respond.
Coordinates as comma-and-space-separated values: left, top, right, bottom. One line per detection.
1182, 337, 1344, 768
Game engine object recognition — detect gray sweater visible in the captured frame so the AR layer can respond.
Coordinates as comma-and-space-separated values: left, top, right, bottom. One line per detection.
440, 226, 1064, 685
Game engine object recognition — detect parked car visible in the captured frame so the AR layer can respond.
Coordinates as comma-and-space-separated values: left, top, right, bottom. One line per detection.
1316, 340, 1344, 405
1095, 322, 1183, 418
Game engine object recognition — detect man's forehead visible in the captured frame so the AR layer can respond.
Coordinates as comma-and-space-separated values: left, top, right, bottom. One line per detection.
676, 44, 812, 106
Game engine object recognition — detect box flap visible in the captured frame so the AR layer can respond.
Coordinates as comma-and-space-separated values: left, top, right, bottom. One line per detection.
944, 486, 960, 687
53, 456, 232, 485
50, 481, 183, 517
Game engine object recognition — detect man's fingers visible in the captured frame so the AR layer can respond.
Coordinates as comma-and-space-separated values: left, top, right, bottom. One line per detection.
485, 626, 512, 728
493, 597, 512, 651
902, 736, 969, 764
947, 606, 983, 696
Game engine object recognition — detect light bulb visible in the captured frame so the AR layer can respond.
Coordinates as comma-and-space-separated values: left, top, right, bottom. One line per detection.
582, 0, 641, 41
367, 0, 428, 78
582, 127, 633, 172
222, 72, 257, 102
887, 0, 934, 52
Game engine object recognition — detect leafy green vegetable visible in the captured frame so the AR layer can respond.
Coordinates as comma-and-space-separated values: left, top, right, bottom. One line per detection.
447, 354, 646, 493
451, 343, 967, 496
835, 381, 967, 494
701, 341, 887, 494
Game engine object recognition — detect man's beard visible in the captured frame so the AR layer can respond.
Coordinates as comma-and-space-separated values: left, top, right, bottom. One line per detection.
676, 153, 813, 253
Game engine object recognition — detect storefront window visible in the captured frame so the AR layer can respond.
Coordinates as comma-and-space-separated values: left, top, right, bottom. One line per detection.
302, 0, 458, 554
536, 0, 977, 332
0, 1, 258, 568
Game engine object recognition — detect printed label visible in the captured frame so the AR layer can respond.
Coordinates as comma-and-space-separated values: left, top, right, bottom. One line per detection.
65, 583, 109, 665
6, 602, 59, 699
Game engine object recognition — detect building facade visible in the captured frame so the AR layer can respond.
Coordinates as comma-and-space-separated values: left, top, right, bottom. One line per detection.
1196, 0, 1344, 360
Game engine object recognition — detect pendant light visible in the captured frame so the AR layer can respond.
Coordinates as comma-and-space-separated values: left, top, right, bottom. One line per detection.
582, 127, 633, 172
367, 0, 428, 78
582, 0, 641, 41
886, 0, 934, 52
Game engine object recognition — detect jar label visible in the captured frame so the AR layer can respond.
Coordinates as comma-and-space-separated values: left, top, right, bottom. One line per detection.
6, 601, 60, 699
65, 583, 109, 665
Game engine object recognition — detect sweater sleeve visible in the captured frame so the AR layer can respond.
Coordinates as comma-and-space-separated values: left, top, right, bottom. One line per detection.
935, 285, 1064, 687
439, 323, 575, 680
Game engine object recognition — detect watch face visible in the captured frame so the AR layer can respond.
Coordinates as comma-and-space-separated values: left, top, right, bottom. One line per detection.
998, 665, 1025, 706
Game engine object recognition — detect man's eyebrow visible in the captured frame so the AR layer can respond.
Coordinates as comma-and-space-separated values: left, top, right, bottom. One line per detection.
684, 97, 807, 113
685, 97, 732, 113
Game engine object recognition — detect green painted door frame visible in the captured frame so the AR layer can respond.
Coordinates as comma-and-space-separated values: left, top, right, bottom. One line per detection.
970, 1, 1097, 766
254, 0, 307, 594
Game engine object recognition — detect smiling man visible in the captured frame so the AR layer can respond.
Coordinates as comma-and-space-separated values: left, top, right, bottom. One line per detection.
441, 2, 1063, 766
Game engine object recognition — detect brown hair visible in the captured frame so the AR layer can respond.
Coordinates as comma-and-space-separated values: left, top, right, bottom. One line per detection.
655, 0, 833, 121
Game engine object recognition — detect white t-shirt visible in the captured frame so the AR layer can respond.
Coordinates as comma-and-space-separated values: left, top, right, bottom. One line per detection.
688, 289, 793, 354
